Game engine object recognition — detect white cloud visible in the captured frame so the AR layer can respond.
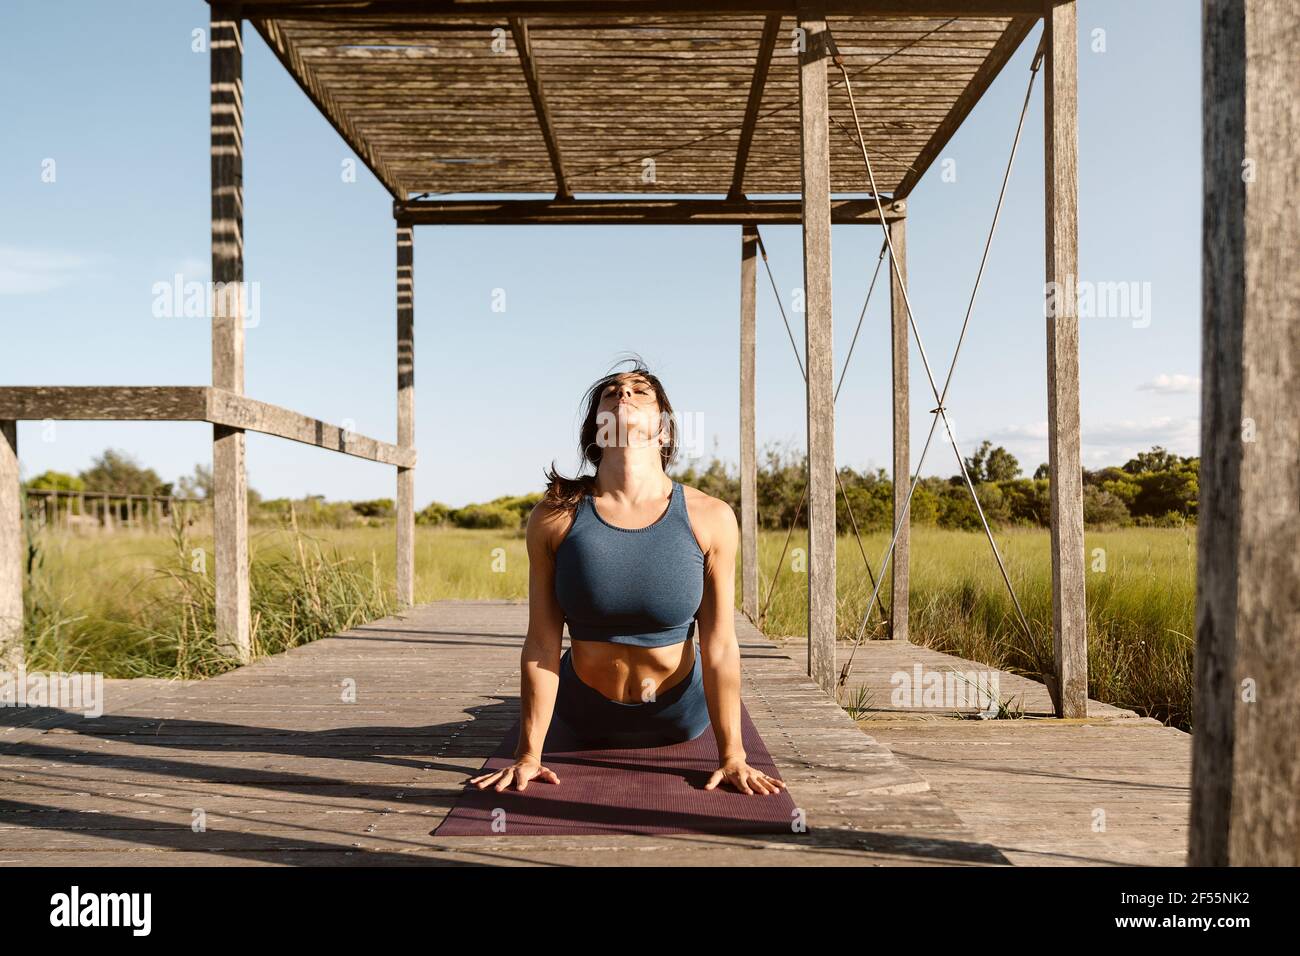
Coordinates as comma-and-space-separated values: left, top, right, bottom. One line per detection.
0, 246, 101, 295
1083, 416, 1199, 447
977, 415, 1199, 466
1137, 373, 1200, 394
981, 421, 1050, 442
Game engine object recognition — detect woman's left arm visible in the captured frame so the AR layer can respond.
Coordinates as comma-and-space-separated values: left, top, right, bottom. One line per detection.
695, 498, 786, 796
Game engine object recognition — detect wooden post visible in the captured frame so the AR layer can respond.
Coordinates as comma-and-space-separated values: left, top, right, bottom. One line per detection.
739, 224, 759, 624
1043, 0, 1086, 718
889, 218, 910, 642
211, 7, 250, 661
798, 7, 836, 694
1191, 0, 1299, 867
396, 221, 415, 607
0, 422, 21, 672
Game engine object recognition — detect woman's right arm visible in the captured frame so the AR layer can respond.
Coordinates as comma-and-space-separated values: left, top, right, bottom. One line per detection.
468, 500, 566, 792
514, 500, 566, 762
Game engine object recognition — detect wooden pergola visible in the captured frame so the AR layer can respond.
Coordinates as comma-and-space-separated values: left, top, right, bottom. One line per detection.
0, 0, 1292, 863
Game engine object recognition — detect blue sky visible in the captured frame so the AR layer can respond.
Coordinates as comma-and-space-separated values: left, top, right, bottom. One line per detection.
1, 1, 1201, 508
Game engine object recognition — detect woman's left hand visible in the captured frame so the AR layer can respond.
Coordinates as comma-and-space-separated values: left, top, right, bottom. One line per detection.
705, 756, 788, 795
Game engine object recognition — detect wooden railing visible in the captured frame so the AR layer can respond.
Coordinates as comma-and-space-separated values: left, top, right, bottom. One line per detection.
20, 488, 207, 534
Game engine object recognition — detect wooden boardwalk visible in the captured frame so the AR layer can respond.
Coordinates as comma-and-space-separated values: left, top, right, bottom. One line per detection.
810, 639, 1191, 865
0, 601, 1190, 866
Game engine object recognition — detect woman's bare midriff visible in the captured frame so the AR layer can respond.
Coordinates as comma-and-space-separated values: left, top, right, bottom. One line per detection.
570, 638, 695, 704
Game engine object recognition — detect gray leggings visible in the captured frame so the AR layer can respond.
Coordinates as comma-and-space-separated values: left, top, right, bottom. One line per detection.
546, 641, 711, 750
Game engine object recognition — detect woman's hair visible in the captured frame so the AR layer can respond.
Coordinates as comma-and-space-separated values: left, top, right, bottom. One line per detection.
542, 355, 680, 511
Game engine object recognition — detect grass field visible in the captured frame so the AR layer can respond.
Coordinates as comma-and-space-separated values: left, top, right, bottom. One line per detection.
20, 520, 1196, 731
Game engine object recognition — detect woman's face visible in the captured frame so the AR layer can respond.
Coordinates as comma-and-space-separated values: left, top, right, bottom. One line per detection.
595, 374, 664, 448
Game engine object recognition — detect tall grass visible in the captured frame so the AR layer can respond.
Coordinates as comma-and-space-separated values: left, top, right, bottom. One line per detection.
20, 520, 1195, 730
22, 504, 393, 680
753, 525, 1196, 730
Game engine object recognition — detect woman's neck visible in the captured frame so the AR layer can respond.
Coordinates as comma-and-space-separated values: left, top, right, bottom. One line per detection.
593, 450, 671, 503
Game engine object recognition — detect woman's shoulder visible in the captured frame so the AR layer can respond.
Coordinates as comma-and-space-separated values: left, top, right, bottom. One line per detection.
678, 483, 738, 556
526, 495, 582, 559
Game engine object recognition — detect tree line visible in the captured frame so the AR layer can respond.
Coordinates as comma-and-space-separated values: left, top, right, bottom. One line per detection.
680, 441, 1197, 533
24, 442, 1199, 533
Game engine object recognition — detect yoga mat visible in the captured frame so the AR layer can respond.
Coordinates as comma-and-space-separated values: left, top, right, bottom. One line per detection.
434, 702, 804, 836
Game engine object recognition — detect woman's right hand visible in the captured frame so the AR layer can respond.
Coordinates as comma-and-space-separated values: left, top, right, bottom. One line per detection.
469, 756, 560, 792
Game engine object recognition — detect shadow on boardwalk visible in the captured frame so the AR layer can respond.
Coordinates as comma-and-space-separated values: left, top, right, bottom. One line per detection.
0, 601, 1187, 866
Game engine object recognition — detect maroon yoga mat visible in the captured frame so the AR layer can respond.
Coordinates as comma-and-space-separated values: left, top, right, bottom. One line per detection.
434, 702, 804, 836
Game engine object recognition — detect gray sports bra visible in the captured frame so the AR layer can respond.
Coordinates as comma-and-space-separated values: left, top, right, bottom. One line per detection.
554, 480, 705, 647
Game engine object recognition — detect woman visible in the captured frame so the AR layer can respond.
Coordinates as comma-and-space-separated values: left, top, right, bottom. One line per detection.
469, 361, 786, 797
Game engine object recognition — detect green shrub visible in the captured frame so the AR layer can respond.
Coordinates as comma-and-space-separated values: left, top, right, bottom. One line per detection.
453, 503, 520, 530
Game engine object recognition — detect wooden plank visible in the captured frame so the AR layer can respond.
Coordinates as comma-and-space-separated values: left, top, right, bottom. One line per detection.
888, 217, 909, 642
1192, 0, 1300, 867
0, 387, 412, 467
205, 390, 416, 468
394, 197, 904, 225
211, 7, 251, 664
1190, 0, 1242, 872
739, 225, 758, 623
396, 224, 416, 606
241, 2, 1045, 16
0, 421, 19, 672
728, 15, 781, 197
0, 386, 209, 421
893, 15, 1036, 198
509, 18, 572, 198
798, 7, 836, 694
1042, 0, 1085, 718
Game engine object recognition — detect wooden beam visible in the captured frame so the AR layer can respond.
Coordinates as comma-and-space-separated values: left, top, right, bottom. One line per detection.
1192, 0, 1300, 867
889, 217, 909, 642
237, 2, 1046, 18
798, 6, 836, 695
0, 386, 209, 421
509, 18, 571, 200
396, 223, 416, 606
0, 387, 414, 468
395, 197, 905, 226
0, 422, 20, 673
211, 6, 251, 664
729, 15, 782, 199
1042, 0, 1085, 718
739, 224, 759, 624
894, 15, 1037, 198
206, 390, 417, 467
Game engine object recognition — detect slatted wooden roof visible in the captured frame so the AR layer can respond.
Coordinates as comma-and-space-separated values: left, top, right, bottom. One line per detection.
242, 2, 1036, 202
